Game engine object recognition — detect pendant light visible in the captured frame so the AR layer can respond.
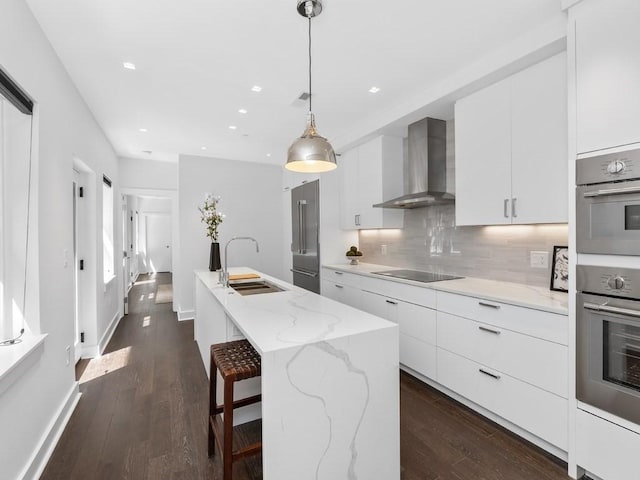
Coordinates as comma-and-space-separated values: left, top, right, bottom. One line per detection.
285, 0, 337, 173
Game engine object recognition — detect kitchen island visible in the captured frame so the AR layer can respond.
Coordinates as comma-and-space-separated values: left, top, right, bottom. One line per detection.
194, 268, 400, 480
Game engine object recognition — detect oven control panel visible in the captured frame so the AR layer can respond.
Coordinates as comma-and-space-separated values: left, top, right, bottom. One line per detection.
577, 265, 640, 299
577, 147, 640, 185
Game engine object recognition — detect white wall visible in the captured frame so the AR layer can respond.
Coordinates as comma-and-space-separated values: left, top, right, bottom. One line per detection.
119, 157, 177, 191
0, 0, 121, 478
176, 154, 284, 319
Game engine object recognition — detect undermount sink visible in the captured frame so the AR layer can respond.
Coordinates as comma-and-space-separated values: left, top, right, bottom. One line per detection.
229, 280, 285, 296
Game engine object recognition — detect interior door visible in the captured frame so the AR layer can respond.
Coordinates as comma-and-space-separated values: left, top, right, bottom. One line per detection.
145, 214, 172, 272
72, 169, 81, 363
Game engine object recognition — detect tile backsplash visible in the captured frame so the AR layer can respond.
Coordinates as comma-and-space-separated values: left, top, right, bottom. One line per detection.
358, 206, 568, 288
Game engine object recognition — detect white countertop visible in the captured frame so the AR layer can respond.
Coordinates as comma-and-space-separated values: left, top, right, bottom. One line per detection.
195, 268, 397, 354
323, 263, 568, 315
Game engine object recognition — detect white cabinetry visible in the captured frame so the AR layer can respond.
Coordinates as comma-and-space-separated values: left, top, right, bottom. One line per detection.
455, 52, 567, 225
574, 0, 640, 153
436, 291, 568, 450
321, 268, 362, 309
340, 136, 404, 230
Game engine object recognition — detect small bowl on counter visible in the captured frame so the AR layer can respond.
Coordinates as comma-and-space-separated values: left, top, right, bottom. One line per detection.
346, 255, 363, 265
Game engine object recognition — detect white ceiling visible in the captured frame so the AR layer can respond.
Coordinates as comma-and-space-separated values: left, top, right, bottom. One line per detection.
26, 0, 564, 165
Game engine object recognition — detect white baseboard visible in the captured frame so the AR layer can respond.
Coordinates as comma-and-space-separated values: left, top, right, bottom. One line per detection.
178, 309, 195, 321
20, 383, 81, 480
81, 312, 122, 358
98, 312, 122, 353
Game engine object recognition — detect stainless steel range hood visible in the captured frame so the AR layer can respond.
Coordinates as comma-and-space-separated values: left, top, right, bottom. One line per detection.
374, 117, 454, 209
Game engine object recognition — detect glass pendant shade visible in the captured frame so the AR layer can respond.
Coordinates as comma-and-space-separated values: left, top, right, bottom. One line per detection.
286, 113, 337, 172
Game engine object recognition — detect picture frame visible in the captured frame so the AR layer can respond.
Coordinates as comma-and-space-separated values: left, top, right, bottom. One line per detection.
550, 246, 569, 292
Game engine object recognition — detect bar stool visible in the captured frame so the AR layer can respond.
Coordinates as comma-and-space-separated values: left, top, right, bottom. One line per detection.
208, 339, 262, 479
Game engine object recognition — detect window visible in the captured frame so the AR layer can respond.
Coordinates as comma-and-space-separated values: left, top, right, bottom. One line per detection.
0, 69, 34, 344
102, 175, 114, 283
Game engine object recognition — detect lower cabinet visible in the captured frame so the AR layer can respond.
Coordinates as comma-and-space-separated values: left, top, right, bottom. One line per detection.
437, 348, 568, 451
359, 289, 437, 379
321, 267, 568, 453
321, 279, 361, 309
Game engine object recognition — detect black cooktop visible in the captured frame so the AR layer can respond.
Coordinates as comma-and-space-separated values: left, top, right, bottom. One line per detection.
373, 269, 463, 284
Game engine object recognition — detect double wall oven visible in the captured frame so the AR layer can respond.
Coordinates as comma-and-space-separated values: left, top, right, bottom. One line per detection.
576, 146, 640, 425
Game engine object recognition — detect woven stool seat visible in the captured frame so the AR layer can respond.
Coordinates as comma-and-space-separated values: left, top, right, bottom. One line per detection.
208, 339, 262, 479
211, 340, 261, 382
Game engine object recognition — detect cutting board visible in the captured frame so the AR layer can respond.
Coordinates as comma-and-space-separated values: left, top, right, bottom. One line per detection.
228, 273, 261, 281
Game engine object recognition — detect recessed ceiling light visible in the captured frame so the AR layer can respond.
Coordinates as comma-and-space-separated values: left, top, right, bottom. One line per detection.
251, 85, 262, 92
201, 146, 207, 150
266, 153, 271, 157
139, 128, 148, 132
238, 108, 248, 114
229, 125, 237, 130
368, 86, 381, 94
123, 62, 136, 70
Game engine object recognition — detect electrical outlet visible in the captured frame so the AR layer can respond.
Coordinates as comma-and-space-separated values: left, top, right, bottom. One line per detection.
381, 244, 387, 256
530, 251, 549, 269
65, 346, 71, 366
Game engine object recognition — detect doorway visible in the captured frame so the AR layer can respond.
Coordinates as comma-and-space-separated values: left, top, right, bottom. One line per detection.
145, 213, 172, 273
72, 169, 82, 363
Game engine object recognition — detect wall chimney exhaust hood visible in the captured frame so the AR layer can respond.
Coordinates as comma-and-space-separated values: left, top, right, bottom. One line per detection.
373, 117, 454, 209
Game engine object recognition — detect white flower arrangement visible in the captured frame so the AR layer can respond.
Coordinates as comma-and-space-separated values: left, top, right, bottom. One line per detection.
198, 193, 225, 242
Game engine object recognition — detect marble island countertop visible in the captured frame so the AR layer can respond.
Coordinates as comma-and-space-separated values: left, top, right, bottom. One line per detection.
195, 268, 398, 354
323, 262, 568, 315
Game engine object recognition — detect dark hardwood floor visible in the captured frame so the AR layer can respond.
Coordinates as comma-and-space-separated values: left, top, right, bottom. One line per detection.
41, 272, 570, 480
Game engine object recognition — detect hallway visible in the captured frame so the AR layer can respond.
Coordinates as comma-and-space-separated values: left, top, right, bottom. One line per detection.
40, 273, 260, 479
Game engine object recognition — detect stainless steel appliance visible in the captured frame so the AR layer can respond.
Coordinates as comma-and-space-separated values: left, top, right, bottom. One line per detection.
373, 117, 454, 209
373, 269, 463, 283
576, 147, 640, 255
577, 264, 640, 424
291, 180, 320, 293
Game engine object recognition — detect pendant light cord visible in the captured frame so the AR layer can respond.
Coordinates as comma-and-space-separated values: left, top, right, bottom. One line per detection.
308, 16, 312, 114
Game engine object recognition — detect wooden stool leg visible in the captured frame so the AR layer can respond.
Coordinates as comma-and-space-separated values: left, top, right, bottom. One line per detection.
208, 359, 218, 457
223, 378, 234, 480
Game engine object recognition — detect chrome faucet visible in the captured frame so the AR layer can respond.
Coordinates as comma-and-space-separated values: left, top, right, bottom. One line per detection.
220, 236, 260, 287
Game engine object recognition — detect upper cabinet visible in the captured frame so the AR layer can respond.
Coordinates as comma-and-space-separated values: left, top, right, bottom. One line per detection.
574, 0, 640, 154
339, 135, 404, 230
455, 52, 568, 226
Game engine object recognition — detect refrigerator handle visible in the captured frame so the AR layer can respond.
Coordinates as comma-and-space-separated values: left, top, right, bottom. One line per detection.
299, 200, 307, 254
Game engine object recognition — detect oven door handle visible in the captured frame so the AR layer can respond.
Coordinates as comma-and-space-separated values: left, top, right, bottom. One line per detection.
583, 185, 640, 198
584, 302, 640, 318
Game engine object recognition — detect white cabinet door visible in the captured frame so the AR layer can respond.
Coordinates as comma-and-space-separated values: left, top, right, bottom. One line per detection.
455, 78, 512, 226
575, 0, 640, 153
321, 280, 361, 309
339, 136, 403, 230
339, 148, 360, 229
455, 54, 568, 226
511, 52, 568, 224
359, 290, 398, 322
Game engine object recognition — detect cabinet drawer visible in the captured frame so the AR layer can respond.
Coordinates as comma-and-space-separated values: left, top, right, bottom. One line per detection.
437, 348, 567, 450
321, 280, 361, 309
359, 290, 398, 322
400, 334, 436, 380
436, 291, 568, 345
399, 301, 436, 345
321, 268, 361, 288
437, 311, 568, 397
360, 275, 436, 308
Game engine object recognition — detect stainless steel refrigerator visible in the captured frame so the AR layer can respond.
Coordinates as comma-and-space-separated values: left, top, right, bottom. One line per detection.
291, 180, 320, 293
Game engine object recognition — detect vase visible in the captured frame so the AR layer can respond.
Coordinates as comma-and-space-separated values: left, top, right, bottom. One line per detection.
209, 242, 221, 271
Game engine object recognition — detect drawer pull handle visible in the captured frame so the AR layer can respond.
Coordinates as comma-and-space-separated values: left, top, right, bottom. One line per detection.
385, 300, 398, 305
479, 301, 500, 309
334, 284, 344, 289
478, 326, 501, 335
334, 271, 344, 275
479, 368, 501, 380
